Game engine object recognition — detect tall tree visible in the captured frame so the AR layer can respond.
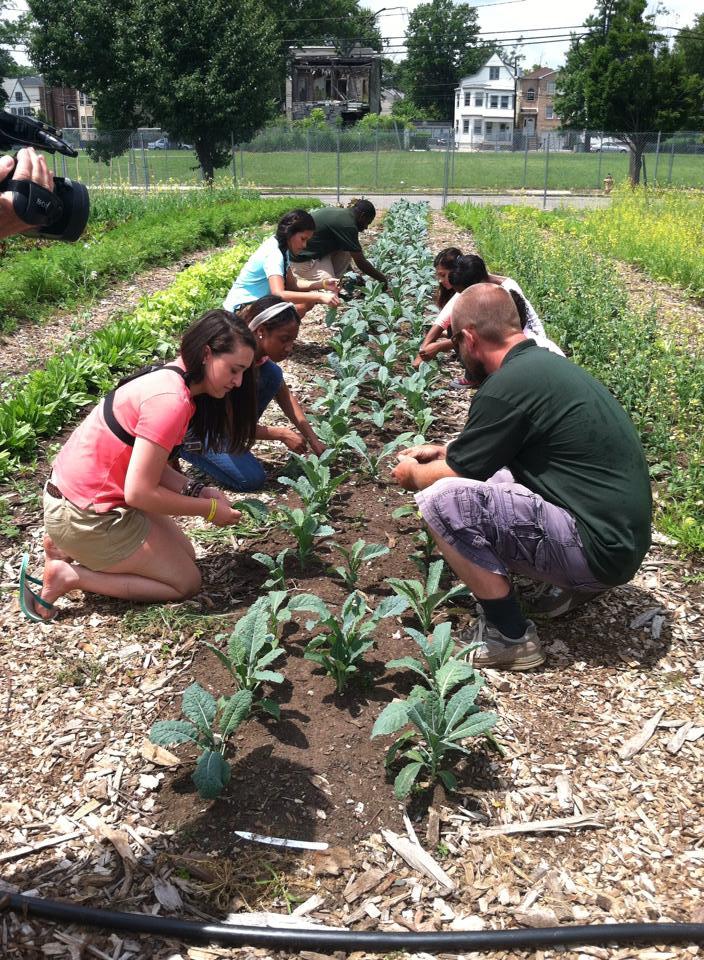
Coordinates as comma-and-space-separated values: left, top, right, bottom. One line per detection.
28, 0, 280, 181
556, 0, 701, 184
0, 1, 29, 78
674, 12, 704, 79
402, 0, 494, 119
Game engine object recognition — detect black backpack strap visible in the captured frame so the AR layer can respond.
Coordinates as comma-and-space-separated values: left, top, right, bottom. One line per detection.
103, 365, 188, 448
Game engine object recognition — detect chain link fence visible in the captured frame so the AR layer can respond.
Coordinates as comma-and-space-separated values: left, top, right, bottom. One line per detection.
56, 126, 704, 200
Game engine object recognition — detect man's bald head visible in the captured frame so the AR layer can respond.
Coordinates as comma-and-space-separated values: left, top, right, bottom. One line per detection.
452, 283, 523, 345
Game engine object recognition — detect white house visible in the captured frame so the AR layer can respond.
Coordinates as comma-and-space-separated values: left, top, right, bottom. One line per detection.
2, 76, 37, 117
453, 54, 516, 150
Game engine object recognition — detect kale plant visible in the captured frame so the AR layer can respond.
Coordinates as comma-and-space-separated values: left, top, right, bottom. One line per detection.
150, 684, 252, 799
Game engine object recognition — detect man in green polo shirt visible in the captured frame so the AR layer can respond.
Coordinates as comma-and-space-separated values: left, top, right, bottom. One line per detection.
289, 198, 388, 290
391, 283, 652, 671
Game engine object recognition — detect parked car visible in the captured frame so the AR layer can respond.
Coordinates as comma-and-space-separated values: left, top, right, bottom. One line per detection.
147, 137, 194, 150
594, 138, 628, 153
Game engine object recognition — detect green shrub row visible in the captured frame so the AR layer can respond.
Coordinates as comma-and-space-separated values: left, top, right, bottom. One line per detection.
0, 195, 317, 331
446, 201, 704, 553
0, 236, 262, 481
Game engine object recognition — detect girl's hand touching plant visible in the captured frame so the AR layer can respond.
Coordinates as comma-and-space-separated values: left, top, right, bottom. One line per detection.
279, 427, 309, 454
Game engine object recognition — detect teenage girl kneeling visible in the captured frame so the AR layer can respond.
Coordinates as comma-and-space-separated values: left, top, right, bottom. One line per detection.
21, 310, 258, 621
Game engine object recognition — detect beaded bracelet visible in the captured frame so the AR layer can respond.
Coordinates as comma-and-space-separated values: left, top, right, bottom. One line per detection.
182, 479, 205, 498
205, 498, 218, 523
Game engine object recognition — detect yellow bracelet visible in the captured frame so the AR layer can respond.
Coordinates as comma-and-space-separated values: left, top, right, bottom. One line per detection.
205, 497, 218, 523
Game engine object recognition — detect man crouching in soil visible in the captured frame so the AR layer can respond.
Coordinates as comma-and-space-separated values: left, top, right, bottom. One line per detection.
391, 283, 652, 671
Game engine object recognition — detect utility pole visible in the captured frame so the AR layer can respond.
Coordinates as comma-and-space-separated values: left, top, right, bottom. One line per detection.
513, 55, 519, 151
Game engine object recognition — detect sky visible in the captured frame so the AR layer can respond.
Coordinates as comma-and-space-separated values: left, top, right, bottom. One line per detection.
360, 0, 704, 67
4, 0, 702, 68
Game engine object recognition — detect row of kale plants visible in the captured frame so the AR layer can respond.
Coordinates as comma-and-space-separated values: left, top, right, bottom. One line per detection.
0, 192, 316, 330
445, 201, 704, 554
151, 200, 499, 803
0, 198, 307, 482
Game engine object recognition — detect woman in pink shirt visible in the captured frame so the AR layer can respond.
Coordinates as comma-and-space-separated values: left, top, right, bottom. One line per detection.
21, 310, 258, 621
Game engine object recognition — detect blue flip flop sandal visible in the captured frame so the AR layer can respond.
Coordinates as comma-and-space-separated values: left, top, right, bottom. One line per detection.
19, 553, 57, 623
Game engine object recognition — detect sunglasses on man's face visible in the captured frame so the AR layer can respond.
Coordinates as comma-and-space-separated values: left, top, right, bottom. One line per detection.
450, 329, 463, 355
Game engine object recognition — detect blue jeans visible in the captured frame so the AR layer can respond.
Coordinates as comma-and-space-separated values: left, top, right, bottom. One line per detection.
180, 360, 284, 491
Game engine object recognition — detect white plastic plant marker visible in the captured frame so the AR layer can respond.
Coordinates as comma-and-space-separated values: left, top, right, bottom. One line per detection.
234, 830, 328, 850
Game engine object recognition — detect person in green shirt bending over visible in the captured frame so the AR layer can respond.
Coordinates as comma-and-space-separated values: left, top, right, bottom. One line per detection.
391, 283, 652, 672
289, 198, 389, 291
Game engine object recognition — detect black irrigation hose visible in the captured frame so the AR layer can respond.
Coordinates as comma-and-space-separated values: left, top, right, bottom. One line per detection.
4, 893, 704, 954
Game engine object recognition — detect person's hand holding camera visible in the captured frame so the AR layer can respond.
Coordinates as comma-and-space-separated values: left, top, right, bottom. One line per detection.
0, 147, 54, 239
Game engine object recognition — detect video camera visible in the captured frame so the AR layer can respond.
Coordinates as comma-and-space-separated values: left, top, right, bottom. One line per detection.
0, 110, 90, 241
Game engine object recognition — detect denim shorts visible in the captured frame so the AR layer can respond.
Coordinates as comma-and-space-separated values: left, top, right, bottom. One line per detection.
415, 470, 607, 592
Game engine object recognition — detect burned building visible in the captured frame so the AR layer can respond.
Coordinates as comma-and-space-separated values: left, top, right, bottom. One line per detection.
285, 46, 381, 124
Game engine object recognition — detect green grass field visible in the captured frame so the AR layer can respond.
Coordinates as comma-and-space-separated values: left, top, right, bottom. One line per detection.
64, 147, 704, 193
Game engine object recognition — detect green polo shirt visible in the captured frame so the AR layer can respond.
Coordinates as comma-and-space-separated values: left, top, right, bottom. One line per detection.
446, 340, 652, 585
291, 207, 362, 262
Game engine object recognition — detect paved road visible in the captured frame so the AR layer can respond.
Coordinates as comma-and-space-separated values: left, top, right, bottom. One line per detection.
261, 191, 613, 211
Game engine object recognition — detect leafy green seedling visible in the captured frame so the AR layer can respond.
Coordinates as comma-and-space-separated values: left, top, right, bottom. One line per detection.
289, 591, 407, 693
150, 684, 252, 799
204, 598, 285, 718
342, 431, 415, 481
365, 364, 401, 403
307, 412, 354, 455
330, 538, 390, 589
278, 506, 334, 565
311, 378, 359, 419
371, 682, 498, 798
252, 548, 290, 591
356, 399, 401, 430
386, 621, 476, 697
278, 452, 348, 515
386, 559, 468, 632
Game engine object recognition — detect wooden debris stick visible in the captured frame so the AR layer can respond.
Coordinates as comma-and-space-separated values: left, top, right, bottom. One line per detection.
381, 828, 455, 892
477, 813, 605, 837
343, 866, 386, 904
666, 720, 693, 755
0, 830, 82, 864
618, 708, 665, 760
85, 815, 136, 898
140, 739, 181, 767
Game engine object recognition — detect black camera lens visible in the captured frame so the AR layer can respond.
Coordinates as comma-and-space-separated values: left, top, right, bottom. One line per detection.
37, 176, 90, 242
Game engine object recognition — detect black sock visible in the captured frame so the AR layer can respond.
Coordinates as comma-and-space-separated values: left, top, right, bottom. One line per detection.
478, 591, 528, 640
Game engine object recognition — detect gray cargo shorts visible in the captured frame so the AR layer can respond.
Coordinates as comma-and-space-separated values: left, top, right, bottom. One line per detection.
415, 469, 607, 592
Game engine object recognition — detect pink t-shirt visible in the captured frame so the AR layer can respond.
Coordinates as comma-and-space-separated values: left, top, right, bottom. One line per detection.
53, 367, 195, 512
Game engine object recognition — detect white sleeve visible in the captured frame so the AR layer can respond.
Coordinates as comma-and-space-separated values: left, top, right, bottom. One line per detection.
432, 293, 457, 328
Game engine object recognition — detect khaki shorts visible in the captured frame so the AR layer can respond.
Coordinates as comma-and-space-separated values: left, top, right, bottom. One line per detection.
43, 486, 150, 571
289, 251, 352, 284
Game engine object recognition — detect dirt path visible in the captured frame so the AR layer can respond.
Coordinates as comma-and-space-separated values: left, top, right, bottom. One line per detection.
613, 261, 704, 351
1, 211, 703, 960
